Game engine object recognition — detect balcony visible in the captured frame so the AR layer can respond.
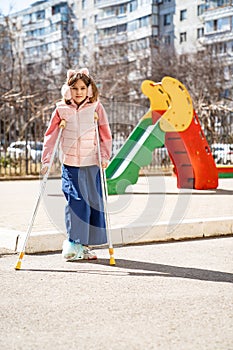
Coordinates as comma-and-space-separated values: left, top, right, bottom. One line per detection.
206, 0, 233, 11
202, 3, 233, 21
98, 32, 128, 46
202, 30, 233, 44
49, 12, 68, 24
24, 31, 62, 48
97, 14, 127, 29
22, 12, 68, 32
96, 0, 129, 8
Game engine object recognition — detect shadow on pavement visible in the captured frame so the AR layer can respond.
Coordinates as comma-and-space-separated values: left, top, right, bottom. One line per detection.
20, 258, 233, 284
95, 258, 233, 283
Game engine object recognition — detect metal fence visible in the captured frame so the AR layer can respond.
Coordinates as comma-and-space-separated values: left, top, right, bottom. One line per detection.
0, 100, 233, 178
0, 99, 53, 177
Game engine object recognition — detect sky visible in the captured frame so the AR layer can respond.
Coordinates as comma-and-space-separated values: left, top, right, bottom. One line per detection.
0, 0, 37, 15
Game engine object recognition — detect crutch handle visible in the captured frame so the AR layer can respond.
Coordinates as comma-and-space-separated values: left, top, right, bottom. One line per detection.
94, 112, 98, 121
59, 119, 66, 129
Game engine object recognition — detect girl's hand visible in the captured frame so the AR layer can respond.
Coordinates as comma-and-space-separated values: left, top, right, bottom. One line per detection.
101, 162, 108, 169
41, 165, 48, 175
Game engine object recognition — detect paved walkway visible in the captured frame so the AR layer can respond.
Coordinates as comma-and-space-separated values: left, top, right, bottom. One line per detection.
0, 237, 232, 349
0, 176, 233, 253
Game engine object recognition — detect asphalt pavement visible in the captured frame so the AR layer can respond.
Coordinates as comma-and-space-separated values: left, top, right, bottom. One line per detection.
0, 175, 233, 349
0, 237, 232, 350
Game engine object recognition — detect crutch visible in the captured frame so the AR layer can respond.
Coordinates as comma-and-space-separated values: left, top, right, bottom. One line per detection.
14, 120, 66, 270
94, 113, 115, 266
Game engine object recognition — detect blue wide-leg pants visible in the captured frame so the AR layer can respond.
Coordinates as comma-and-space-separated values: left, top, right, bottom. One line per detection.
62, 164, 107, 245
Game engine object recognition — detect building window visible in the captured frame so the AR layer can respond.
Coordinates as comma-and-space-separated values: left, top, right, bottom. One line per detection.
197, 4, 205, 16
128, 16, 149, 31
83, 54, 88, 65
211, 44, 217, 56
94, 33, 98, 44
206, 20, 215, 33
218, 42, 227, 54
103, 27, 117, 36
129, 0, 138, 12
23, 14, 32, 24
213, 19, 218, 31
82, 36, 87, 46
82, 0, 87, 10
52, 4, 65, 15
206, 17, 230, 33
219, 16, 231, 31
180, 32, 187, 43
105, 7, 115, 17
218, 0, 229, 6
139, 16, 149, 28
36, 10, 45, 20
128, 20, 137, 31
82, 18, 87, 28
118, 4, 127, 15
164, 14, 171, 26
197, 27, 204, 38
180, 9, 187, 21
117, 24, 127, 33
164, 35, 171, 45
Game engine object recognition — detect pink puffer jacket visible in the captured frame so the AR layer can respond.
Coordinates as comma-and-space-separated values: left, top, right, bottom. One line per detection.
42, 99, 112, 167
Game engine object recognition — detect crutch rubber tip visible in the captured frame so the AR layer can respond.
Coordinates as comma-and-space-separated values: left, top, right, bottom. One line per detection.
15, 261, 22, 270
110, 257, 116, 266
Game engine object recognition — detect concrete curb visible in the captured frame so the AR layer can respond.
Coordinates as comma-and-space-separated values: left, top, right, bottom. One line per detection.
119, 217, 233, 245
1, 216, 232, 254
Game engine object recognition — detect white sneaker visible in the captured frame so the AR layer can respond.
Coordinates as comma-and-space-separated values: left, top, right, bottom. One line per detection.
62, 240, 83, 261
83, 246, 97, 260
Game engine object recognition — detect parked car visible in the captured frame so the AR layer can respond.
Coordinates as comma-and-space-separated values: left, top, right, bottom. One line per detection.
211, 143, 233, 165
7, 141, 43, 162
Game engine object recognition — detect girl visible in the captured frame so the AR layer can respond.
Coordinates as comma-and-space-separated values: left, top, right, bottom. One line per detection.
41, 68, 112, 261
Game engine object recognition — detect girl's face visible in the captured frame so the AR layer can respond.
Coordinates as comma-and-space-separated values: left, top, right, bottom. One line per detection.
70, 79, 88, 105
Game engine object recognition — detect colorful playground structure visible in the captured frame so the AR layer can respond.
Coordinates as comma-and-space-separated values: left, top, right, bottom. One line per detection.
106, 76, 233, 195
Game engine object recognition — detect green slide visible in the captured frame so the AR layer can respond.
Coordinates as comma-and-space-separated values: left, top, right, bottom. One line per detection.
106, 116, 165, 195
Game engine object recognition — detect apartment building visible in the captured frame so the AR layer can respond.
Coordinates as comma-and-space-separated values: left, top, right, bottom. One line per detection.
92, 0, 204, 99
7, 0, 78, 75
1, 0, 232, 98
201, 0, 233, 98
95, 0, 158, 99
94, 0, 213, 60
172, 0, 206, 54
73, 0, 99, 67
